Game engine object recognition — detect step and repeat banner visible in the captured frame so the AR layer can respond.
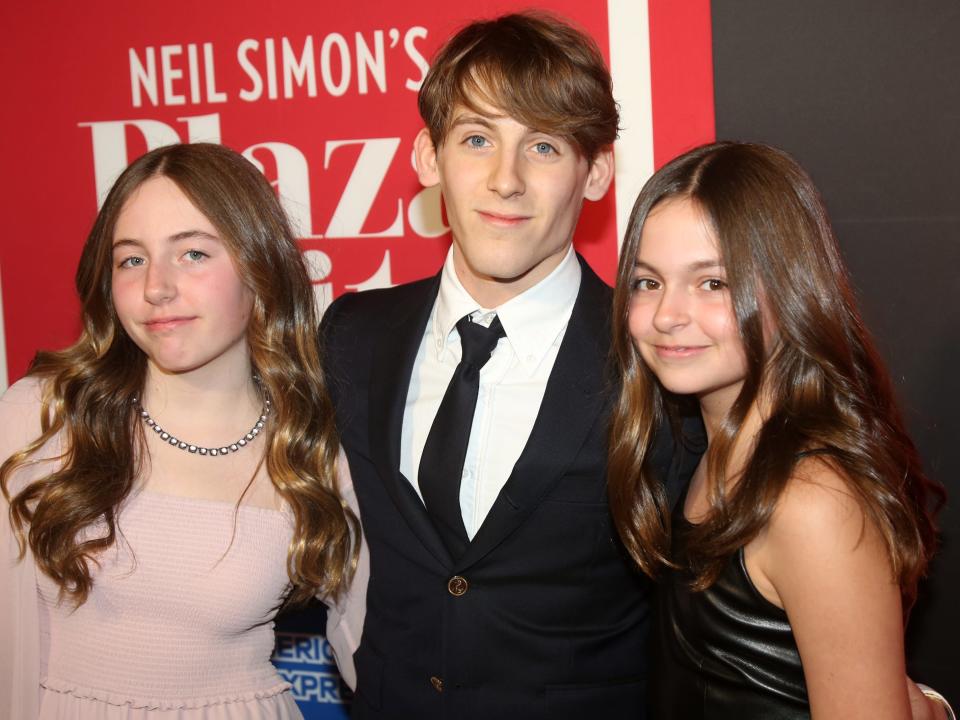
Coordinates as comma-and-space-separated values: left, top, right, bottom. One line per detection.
1, 1, 713, 717
0, 0, 712, 387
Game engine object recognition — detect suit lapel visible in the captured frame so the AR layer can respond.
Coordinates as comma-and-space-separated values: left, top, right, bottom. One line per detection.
367, 274, 455, 568
457, 260, 612, 570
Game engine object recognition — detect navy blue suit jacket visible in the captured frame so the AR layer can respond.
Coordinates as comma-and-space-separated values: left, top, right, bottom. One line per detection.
321, 257, 695, 719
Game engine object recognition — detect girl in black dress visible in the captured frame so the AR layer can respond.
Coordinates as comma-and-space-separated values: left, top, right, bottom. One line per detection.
608, 142, 943, 719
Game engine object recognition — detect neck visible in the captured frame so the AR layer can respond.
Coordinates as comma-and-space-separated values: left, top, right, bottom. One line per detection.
698, 393, 768, 490
698, 392, 734, 444
141, 356, 261, 424
451, 243, 571, 309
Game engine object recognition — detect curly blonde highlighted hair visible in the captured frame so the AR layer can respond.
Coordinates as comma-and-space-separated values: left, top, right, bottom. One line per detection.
1, 143, 358, 606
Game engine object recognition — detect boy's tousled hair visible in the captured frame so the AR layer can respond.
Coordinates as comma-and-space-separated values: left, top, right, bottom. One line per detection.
418, 12, 619, 161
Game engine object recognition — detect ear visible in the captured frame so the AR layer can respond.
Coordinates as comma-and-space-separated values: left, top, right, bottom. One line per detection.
582, 147, 614, 201
414, 127, 440, 188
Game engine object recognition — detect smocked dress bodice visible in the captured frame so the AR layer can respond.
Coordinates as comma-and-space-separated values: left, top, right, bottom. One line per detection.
1, 377, 368, 719
35, 490, 302, 719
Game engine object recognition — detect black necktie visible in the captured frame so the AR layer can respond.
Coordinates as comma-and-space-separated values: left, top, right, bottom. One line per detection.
419, 314, 505, 558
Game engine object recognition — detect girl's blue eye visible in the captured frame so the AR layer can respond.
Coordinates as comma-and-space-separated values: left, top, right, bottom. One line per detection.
118, 256, 145, 269
185, 250, 207, 262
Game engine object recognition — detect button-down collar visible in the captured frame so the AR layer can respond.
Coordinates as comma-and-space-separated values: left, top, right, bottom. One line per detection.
432, 245, 581, 376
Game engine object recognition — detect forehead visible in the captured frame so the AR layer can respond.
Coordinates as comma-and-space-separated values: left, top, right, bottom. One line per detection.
638, 198, 720, 263
451, 75, 512, 116
450, 96, 506, 120
444, 82, 565, 138
114, 176, 216, 238
447, 94, 523, 130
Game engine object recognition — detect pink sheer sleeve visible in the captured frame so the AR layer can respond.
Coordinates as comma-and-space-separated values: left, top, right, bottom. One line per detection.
0, 377, 47, 719
322, 450, 369, 691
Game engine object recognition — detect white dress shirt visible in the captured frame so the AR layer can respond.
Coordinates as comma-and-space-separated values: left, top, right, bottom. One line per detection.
399, 245, 581, 539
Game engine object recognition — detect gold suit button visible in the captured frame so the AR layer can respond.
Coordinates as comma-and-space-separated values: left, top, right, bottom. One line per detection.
430, 675, 444, 692
447, 575, 469, 596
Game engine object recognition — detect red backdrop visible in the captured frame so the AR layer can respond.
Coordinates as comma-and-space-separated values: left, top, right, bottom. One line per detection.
0, 1, 714, 715
0, 0, 713, 385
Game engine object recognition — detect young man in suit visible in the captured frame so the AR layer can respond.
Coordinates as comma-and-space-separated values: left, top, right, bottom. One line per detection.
320, 12, 956, 720
320, 12, 690, 719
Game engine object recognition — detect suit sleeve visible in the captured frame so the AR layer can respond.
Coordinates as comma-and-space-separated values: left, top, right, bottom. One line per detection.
321, 451, 368, 691
0, 377, 48, 720
319, 291, 361, 416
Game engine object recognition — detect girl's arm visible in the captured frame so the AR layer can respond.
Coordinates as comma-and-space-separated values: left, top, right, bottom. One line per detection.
748, 458, 910, 719
0, 377, 47, 719
321, 450, 368, 691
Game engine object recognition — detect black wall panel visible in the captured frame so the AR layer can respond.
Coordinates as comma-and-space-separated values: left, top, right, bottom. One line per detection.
712, 0, 959, 696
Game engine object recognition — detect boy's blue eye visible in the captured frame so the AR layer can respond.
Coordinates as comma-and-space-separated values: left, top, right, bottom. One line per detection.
533, 142, 556, 155
467, 135, 488, 148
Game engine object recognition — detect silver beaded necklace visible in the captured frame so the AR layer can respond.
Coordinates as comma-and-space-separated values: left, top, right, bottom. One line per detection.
134, 397, 271, 457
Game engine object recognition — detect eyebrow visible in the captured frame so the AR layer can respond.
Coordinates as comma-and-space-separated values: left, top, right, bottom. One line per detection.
633, 258, 724, 273
449, 114, 500, 131
112, 229, 220, 249
449, 112, 565, 143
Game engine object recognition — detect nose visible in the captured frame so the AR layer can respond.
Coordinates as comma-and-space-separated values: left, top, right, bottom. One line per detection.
487, 149, 525, 198
143, 260, 177, 305
652, 286, 691, 333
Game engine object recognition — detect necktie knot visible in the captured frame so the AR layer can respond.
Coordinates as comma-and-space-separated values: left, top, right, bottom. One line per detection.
456, 315, 505, 370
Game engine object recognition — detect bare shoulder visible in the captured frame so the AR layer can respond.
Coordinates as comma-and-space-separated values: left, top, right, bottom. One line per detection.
756, 461, 909, 718
0, 376, 53, 471
0, 375, 45, 408
766, 455, 879, 555
0, 376, 47, 436
749, 454, 896, 610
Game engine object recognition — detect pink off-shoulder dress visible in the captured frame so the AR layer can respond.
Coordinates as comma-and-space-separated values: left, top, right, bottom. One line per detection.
0, 378, 368, 719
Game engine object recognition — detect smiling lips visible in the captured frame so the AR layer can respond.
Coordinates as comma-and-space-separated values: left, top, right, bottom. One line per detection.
144, 316, 196, 332
477, 210, 531, 227
654, 344, 709, 359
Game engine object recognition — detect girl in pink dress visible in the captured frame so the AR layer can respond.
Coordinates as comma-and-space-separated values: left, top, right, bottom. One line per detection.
0, 143, 365, 719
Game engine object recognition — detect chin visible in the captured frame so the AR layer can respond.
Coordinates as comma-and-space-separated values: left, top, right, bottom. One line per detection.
649, 372, 708, 397
149, 362, 197, 376
658, 382, 701, 397
147, 351, 208, 374
486, 266, 536, 284
464, 258, 530, 284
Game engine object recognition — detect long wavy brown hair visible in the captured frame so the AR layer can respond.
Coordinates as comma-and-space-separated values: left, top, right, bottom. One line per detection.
1, 143, 358, 606
609, 141, 943, 606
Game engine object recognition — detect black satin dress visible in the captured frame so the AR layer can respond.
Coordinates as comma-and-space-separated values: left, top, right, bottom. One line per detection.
652, 504, 810, 719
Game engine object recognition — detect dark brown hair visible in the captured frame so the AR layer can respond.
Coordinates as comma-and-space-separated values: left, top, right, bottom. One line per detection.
418, 12, 619, 161
1, 143, 358, 606
608, 141, 943, 605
